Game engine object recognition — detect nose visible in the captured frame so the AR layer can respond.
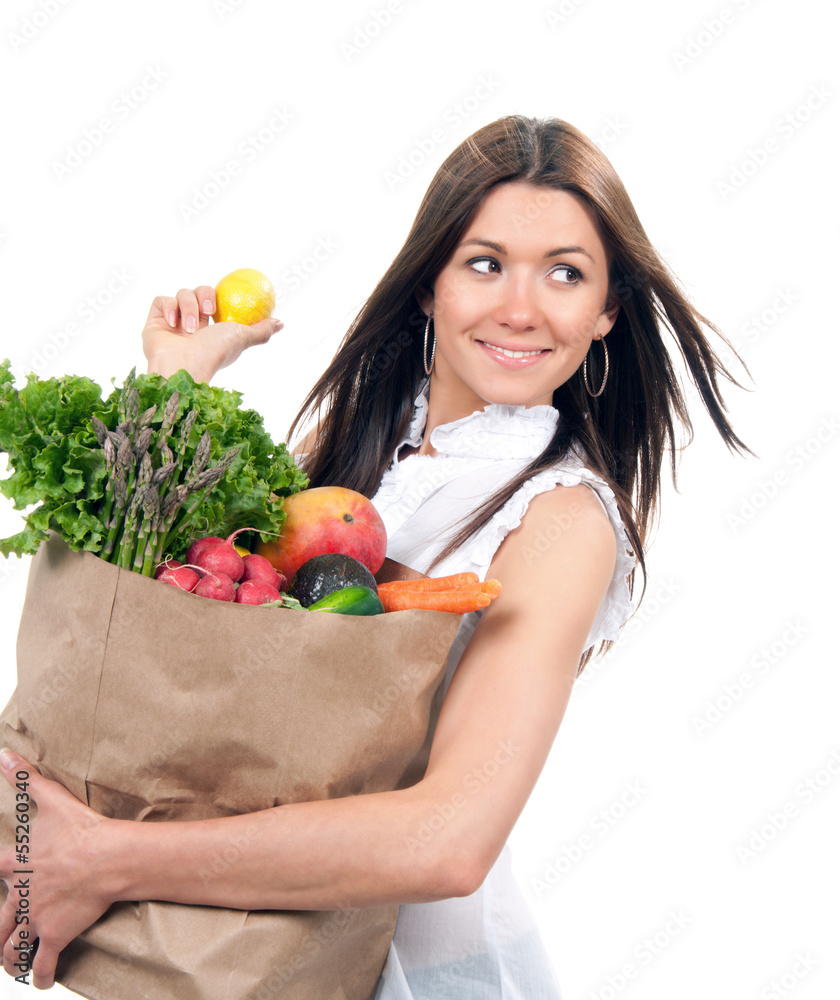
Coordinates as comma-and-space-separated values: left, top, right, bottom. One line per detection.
493, 273, 541, 332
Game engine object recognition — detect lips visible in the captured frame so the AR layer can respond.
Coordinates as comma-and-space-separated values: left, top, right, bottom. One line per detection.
479, 342, 547, 358
476, 340, 550, 369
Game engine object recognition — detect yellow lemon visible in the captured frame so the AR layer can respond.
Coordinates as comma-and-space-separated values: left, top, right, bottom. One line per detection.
213, 268, 275, 325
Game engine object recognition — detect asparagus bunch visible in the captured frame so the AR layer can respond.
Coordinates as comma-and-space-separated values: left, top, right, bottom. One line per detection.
93, 370, 240, 576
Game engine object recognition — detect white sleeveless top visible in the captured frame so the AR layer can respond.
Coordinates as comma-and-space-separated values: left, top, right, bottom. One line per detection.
370, 382, 636, 999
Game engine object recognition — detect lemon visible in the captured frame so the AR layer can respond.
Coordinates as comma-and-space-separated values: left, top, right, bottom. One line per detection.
213, 268, 275, 325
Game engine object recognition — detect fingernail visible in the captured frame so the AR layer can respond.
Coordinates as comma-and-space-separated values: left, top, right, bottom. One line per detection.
0, 748, 19, 769
273, 320, 283, 331
202, 299, 213, 314
168, 311, 176, 328
185, 316, 196, 333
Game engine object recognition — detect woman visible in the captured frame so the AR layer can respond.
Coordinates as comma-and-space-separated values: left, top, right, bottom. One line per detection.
0, 115, 751, 996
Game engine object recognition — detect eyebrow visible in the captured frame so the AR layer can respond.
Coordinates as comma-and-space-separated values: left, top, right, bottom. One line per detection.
457, 238, 595, 262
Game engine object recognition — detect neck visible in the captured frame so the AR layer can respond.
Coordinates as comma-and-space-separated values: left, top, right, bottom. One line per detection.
417, 371, 491, 457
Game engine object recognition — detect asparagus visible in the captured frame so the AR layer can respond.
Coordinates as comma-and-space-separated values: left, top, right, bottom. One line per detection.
154, 450, 239, 564
118, 452, 152, 570
98, 436, 117, 533
100, 437, 133, 560
92, 416, 108, 448
92, 377, 244, 575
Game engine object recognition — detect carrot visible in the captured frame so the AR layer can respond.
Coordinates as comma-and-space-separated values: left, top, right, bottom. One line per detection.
379, 579, 501, 614
378, 572, 479, 593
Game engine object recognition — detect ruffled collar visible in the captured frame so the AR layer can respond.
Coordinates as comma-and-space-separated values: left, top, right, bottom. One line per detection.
399, 378, 561, 461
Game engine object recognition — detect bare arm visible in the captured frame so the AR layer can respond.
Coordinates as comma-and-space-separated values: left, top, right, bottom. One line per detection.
0, 482, 617, 987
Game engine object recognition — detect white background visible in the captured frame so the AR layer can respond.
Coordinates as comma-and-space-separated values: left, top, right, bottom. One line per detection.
0, 1, 837, 998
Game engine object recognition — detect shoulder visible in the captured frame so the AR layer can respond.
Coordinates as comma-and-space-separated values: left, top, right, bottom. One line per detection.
483, 481, 617, 652
496, 480, 616, 573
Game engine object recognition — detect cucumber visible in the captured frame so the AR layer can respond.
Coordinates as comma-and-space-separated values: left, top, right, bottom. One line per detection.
307, 585, 383, 616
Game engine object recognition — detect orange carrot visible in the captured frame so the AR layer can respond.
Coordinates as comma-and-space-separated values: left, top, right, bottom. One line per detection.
379, 579, 501, 614
378, 572, 479, 593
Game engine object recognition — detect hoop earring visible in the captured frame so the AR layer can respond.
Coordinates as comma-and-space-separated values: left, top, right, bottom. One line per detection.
423, 311, 436, 376
583, 334, 609, 397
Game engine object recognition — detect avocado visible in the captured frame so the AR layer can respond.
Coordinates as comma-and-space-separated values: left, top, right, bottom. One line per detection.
308, 585, 383, 616
289, 553, 378, 607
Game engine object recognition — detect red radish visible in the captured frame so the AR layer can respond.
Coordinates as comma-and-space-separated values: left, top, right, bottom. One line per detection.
157, 565, 200, 592
155, 560, 235, 601
187, 536, 226, 564
187, 528, 282, 567
195, 542, 244, 583
241, 553, 285, 590
235, 579, 282, 605
186, 528, 283, 586
193, 571, 236, 602
154, 557, 182, 580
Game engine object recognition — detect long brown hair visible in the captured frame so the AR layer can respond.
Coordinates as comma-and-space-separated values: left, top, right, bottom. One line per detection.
289, 115, 753, 672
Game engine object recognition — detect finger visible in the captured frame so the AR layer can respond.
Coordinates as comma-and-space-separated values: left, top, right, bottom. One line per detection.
175, 288, 201, 334
148, 296, 180, 329
2, 919, 30, 980
0, 897, 18, 952
240, 317, 283, 348
31, 938, 58, 990
0, 749, 40, 791
194, 285, 216, 322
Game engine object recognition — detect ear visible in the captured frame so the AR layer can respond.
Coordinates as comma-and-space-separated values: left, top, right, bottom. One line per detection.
414, 286, 434, 317
595, 292, 620, 339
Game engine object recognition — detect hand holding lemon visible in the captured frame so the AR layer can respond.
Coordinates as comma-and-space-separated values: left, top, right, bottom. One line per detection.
142, 268, 281, 382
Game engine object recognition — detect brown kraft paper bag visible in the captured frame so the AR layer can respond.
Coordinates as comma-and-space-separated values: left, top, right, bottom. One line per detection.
0, 533, 463, 1000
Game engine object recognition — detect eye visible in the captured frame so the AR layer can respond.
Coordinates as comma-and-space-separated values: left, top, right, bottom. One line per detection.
549, 265, 582, 284
467, 256, 501, 274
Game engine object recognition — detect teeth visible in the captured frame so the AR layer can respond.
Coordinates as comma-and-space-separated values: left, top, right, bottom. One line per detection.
484, 343, 544, 358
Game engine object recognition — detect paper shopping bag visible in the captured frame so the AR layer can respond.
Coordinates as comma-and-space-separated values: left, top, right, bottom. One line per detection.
0, 533, 462, 1000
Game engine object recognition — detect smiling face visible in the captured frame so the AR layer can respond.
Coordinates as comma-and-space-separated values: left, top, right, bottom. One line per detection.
418, 180, 620, 420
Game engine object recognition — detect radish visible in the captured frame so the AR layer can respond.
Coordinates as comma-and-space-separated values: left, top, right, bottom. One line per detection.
187, 528, 283, 586
193, 570, 237, 602
155, 559, 235, 601
235, 579, 282, 605
154, 557, 182, 580
187, 536, 225, 564
241, 553, 286, 591
157, 564, 200, 593
195, 542, 244, 583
